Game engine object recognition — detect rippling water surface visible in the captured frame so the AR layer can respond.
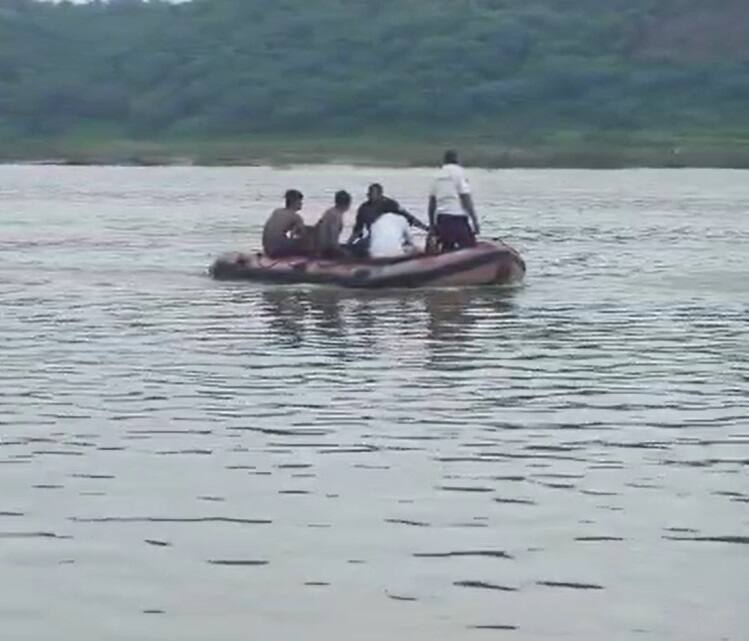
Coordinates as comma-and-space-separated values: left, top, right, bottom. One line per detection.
1, 165, 748, 641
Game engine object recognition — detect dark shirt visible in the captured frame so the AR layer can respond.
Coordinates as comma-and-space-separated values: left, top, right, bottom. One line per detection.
351, 197, 407, 239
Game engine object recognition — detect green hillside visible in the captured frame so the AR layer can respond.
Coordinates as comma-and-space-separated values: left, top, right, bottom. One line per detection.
1, 0, 748, 166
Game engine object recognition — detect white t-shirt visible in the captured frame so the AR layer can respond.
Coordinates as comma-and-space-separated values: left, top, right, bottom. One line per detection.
430, 163, 471, 217
369, 213, 413, 258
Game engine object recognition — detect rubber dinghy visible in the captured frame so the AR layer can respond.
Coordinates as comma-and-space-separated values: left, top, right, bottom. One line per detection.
210, 240, 525, 289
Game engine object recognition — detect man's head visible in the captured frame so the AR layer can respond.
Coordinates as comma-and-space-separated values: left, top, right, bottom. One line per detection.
443, 149, 459, 165
285, 189, 304, 212
367, 183, 384, 202
335, 190, 352, 211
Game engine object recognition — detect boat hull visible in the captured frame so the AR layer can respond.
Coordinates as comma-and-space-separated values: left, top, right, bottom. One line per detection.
210, 241, 525, 289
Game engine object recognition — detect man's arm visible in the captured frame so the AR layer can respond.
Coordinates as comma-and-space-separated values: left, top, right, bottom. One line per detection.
404, 212, 429, 231
314, 215, 331, 252
428, 196, 437, 229
455, 168, 480, 236
334, 212, 344, 242
460, 193, 480, 236
387, 198, 428, 231
347, 206, 365, 243
289, 213, 306, 237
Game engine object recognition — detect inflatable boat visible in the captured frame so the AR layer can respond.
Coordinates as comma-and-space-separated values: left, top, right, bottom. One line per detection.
209, 241, 525, 289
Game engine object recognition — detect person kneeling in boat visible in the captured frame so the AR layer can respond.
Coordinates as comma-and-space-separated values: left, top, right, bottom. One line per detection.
348, 183, 427, 257
428, 150, 481, 252
315, 190, 352, 258
262, 189, 312, 258
368, 212, 418, 259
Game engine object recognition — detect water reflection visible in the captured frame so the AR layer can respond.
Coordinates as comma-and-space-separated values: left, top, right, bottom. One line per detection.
258, 288, 308, 346
255, 286, 519, 357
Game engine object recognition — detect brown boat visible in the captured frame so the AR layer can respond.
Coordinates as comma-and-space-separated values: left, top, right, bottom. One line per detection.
209, 240, 525, 289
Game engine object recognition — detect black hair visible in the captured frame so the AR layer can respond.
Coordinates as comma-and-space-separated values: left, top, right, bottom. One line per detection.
335, 190, 352, 207
285, 189, 303, 207
368, 183, 383, 195
443, 149, 459, 165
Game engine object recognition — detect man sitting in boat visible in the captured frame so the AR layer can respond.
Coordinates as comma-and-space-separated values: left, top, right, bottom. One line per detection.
428, 150, 481, 251
262, 189, 310, 258
348, 183, 427, 257
368, 212, 417, 259
315, 190, 352, 258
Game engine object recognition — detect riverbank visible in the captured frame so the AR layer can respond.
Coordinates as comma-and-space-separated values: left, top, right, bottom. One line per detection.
2, 131, 749, 168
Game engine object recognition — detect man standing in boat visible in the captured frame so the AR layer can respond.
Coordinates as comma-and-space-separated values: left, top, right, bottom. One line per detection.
262, 189, 308, 258
428, 150, 480, 251
348, 183, 427, 256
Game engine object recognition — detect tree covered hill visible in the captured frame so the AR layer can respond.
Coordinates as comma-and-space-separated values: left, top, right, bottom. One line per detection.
1, 0, 748, 158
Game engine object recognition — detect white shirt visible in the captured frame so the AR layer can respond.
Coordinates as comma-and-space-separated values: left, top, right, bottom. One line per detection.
369, 213, 413, 258
430, 163, 471, 217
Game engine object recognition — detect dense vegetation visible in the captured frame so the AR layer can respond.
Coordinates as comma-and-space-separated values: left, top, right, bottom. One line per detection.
1, 0, 748, 164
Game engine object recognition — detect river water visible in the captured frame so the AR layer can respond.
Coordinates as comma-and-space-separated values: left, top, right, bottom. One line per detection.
1, 165, 747, 641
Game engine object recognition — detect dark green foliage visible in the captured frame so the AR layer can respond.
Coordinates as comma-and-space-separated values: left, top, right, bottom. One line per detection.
0, 0, 747, 140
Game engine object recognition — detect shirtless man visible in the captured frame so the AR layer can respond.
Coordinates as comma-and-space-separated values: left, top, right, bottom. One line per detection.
262, 189, 306, 258
315, 190, 352, 258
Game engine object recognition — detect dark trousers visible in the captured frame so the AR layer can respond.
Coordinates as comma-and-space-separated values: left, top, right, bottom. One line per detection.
436, 214, 476, 251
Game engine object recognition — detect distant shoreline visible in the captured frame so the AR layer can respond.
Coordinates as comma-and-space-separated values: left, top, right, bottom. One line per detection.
2, 135, 749, 169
